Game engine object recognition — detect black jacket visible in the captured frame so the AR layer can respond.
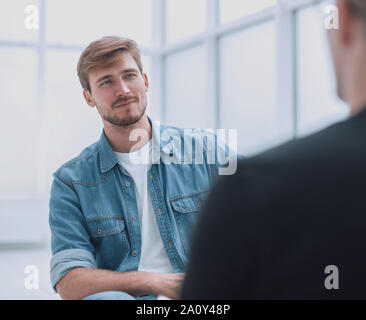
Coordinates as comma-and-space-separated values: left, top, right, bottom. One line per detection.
181, 107, 366, 299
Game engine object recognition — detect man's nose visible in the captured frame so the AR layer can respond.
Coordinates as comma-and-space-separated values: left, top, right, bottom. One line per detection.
115, 79, 130, 96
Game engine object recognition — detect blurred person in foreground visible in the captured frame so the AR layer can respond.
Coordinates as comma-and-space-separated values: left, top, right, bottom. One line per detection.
49, 36, 236, 300
182, 0, 366, 299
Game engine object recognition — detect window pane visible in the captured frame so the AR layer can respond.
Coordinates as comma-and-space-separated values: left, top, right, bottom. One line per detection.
0, 0, 39, 42
41, 50, 103, 191
165, 45, 212, 129
220, 0, 276, 24
165, 0, 206, 43
46, 0, 152, 47
219, 22, 277, 156
0, 48, 38, 193
296, 3, 349, 137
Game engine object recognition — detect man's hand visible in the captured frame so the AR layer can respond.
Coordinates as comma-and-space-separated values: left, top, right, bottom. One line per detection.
147, 273, 185, 300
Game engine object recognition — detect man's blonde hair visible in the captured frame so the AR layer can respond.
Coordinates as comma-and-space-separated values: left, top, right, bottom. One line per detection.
77, 36, 143, 92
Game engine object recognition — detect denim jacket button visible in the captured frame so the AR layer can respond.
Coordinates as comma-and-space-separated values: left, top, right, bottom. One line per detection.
125, 181, 130, 187
132, 251, 137, 257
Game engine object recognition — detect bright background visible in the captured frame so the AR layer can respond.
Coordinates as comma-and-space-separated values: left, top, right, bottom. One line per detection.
0, 0, 348, 299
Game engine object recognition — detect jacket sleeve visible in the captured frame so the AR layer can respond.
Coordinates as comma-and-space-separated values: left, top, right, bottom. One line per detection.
49, 171, 97, 293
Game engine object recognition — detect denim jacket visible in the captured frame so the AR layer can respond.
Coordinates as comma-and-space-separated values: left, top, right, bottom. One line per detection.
49, 119, 237, 293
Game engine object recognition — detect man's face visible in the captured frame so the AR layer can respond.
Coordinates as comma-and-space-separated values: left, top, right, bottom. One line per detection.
85, 51, 149, 127
327, 0, 362, 103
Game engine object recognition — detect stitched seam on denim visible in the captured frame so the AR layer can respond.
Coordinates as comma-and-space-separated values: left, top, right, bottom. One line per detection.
69, 170, 111, 187
86, 216, 125, 237
150, 165, 180, 268
98, 139, 117, 173
170, 205, 198, 214
170, 190, 209, 213
174, 213, 188, 256
118, 173, 136, 256
55, 171, 73, 187
52, 174, 88, 233
90, 228, 125, 238
170, 189, 209, 202
85, 216, 124, 223
57, 148, 108, 186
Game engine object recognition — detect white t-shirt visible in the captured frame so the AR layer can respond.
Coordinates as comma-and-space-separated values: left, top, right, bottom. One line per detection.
115, 141, 173, 274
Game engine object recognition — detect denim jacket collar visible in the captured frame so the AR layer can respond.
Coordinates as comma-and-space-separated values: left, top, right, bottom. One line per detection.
97, 117, 174, 174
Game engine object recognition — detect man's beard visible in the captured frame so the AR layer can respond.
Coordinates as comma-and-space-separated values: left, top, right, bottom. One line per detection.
98, 98, 147, 127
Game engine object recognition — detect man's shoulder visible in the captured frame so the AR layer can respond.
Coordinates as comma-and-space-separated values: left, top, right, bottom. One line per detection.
234, 115, 366, 187
248, 116, 363, 166
53, 141, 100, 184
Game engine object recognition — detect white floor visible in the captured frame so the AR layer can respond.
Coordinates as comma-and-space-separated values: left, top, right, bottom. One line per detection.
0, 246, 60, 300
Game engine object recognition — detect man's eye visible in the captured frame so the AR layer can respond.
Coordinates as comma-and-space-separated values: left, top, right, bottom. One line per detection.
100, 80, 111, 86
125, 73, 136, 79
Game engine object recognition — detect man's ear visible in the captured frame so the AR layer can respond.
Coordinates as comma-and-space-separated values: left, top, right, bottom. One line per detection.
143, 73, 149, 92
83, 89, 96, 107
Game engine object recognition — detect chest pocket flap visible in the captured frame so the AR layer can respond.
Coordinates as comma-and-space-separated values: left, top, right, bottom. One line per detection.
87, 216, 125, 238
170, 190, 209, 213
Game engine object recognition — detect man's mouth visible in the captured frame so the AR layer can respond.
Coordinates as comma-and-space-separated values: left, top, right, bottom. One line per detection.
114, 99, 137, 108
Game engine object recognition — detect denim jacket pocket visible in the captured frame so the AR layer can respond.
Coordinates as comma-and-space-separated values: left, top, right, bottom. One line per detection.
86, 216, 130, 270
170, 190, 209, 254
170, 190, 209, 214
86, 216, 125, 238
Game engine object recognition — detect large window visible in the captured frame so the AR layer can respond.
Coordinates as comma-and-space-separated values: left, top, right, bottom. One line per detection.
165, 0, 206, 43
0, 0, 39, 42
220, 0, 276, 23
46, 0, 152, 47
0, 47, 38, 194
165, 45, 212, 129
159, 0, 347, 155
0, 0, 152, 198
2, 0, 349, 221
219, 21, 277, 155
1, 0, 348, 198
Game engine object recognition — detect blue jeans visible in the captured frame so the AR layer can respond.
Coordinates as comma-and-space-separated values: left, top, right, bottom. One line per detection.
83, 291, 157, 300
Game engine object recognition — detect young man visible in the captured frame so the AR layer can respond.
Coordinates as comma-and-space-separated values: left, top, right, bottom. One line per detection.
182, 0, 366, 299
49, 36, 236, 300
